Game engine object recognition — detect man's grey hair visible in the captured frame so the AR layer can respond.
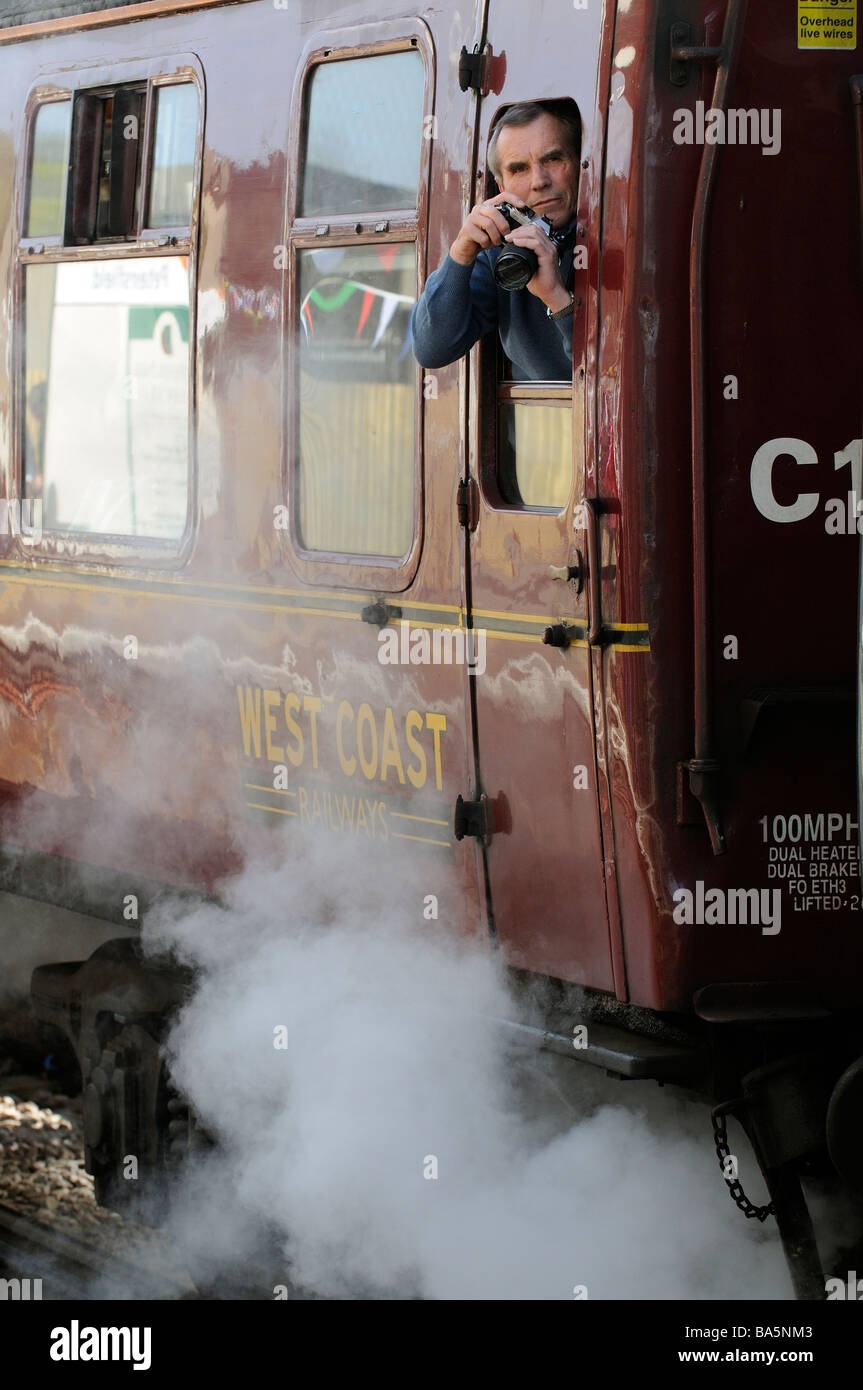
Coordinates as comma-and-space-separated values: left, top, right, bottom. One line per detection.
487, 100, 581, 184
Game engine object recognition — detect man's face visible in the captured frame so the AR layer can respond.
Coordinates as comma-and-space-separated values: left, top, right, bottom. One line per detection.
494, 113, 579, 229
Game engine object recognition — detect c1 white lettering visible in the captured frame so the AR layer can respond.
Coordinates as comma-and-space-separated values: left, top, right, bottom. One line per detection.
750, 438, 819, 523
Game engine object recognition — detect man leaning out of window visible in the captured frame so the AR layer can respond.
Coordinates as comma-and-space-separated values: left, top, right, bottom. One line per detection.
410, 101, 581, 383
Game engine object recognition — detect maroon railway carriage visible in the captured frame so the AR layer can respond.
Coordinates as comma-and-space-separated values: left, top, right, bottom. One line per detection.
0, 0, 861, 1297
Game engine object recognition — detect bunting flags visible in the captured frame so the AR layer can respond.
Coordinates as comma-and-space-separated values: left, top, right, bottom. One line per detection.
370, 292, 400, 348
355, 289, 375, 337
397, 318, 413, 362
374, 243, 401, 273
300, 275, 414, 348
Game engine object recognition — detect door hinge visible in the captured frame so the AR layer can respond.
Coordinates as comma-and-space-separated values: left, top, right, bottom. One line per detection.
454, 793, 492, 844
456, 477, 479, 531
458, 44, 485, 93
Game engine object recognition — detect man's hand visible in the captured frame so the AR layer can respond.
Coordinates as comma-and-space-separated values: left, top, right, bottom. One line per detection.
502, 221, 571, 312
450, 193, 571, 314
449, 191, 527, 266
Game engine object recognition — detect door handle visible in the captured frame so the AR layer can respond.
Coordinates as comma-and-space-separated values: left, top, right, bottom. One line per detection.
547, 548, 584, 596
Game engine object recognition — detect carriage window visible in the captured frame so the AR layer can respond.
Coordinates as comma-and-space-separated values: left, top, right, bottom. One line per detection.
297, 244, 415, 556
16, 66, 200, 552
301, 51, 424, 215
498, 399, 572, 509
66, 88, 145, 242
24, 79, 198, 247
24, 258, 190, 538
291, 40, 426, 565
26, 100, 71, 238
148, 84, 198, 228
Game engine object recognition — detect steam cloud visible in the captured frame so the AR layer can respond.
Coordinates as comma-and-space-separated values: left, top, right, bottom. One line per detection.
144, 835, 793, 1301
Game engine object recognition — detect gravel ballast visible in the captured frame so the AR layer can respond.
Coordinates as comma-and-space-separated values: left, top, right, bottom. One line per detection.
0, 1079, 197, 1293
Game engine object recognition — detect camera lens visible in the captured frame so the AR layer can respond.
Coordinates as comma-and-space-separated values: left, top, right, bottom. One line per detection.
493, 245, 539, 292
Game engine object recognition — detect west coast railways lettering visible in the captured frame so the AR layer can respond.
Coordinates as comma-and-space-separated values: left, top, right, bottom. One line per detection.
236, 685, 448, 791
297, 784, 389, 838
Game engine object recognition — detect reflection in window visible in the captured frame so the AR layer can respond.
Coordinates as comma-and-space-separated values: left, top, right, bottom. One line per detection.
24, 258, 190, 538
498, 402, 572, 509
297, 244, 416, 556
148, 83, 197, 227
301, 52, 424, 215
26, 101, 71, 237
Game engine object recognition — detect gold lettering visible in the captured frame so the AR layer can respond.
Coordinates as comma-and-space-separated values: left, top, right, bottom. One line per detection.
237, 685, 262, 759
298, 785, 310, 824
284, 693, 304, 768
356, 703, 378, 781
336, 701, 356, 776
263, 689, 284, 762
405, 709, 427, 789
356, 797, 369, 834
425, 713, 447, 791
379, 707, 406, 785
376, 800, 389, 841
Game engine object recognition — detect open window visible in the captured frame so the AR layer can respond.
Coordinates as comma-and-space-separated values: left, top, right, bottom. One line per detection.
285, 29, 433, 581
15, 61, 201, 557
481, 97, 581, 513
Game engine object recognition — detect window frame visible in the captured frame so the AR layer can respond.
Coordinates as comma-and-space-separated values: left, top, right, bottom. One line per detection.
279, 22, 434, 592
6, 54, 204, 568
481, 373, 577, 513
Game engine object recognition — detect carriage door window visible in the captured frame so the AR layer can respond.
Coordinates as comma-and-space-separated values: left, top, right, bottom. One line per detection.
291, 46, 426, 560
498, 386, 573, 509
488, 99, 581, 513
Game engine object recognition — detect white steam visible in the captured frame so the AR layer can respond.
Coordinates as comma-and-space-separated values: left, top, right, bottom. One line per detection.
143, 835, 792, 1300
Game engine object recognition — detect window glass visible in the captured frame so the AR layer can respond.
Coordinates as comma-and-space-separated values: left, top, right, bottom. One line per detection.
26, 101, 71, 237
498, 402, 572, 509
24, 257, 190, 538
301, 52, 424, 215
148, 83, 197, 227
297, 243, 416, 555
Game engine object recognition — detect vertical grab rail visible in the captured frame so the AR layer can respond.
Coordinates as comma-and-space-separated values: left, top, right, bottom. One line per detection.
674, 0, 749, 856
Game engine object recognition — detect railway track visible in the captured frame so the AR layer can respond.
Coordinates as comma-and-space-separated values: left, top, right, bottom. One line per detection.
0, 1202, 199, 1300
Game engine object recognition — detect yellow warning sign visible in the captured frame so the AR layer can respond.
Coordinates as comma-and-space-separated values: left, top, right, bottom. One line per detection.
798, 0, 857, 50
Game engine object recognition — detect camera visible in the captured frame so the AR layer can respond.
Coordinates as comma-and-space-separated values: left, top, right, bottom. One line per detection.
492, 202, 556, 291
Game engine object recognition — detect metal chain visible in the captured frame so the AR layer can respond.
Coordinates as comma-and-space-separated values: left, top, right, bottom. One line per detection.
711, 1101, 775, 1222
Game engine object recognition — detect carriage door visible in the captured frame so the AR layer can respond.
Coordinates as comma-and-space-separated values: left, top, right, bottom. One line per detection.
459, 0, 614, 990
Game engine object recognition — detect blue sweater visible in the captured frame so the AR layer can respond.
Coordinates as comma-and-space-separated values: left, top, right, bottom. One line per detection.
410, 240, 575, 381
